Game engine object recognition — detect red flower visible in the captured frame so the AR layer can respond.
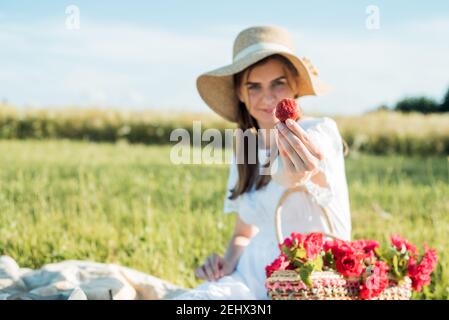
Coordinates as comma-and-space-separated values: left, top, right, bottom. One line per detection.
351, 240, 379, 261
304, 233, 323, 260
325, 240, 361, 258
323, 239, 343, 253
335, 252, 365, 277
279, 232, 306, 251
407, 245, 438, 291
359, 261, 389, 299
352, 239, 379, 253
323, 239, 365, 277
279, 237, 293, 251
291, 232, 306, 247
390, 234, 417, 254
265, 254, 291, 278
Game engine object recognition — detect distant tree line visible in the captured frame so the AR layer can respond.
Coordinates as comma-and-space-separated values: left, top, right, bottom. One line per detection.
377, 87, 449, 114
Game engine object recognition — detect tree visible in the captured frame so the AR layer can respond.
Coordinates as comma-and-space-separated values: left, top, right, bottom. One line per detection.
394, 97, 439, 114
438, 87, 449, 113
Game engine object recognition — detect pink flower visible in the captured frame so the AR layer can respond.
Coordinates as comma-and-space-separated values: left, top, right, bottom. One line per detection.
291, 232, 306, 247
421, 245, 438, 272
304, 233, 323, 260
352, 239, 380, 253
279, 237, 293, 251
407, 245, 438, 291
359, 261, 389, 300
390, 234, 417, 254
279, 232, 306, 251
265, 254, 291, 278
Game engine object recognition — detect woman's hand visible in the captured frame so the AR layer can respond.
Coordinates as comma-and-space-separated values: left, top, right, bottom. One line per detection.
195, 217, 255, 282
195, 253, 235, 282
274, 118, 324, 187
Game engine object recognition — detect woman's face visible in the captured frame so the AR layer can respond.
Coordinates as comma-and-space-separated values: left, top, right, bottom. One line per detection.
238, 58, 296, 128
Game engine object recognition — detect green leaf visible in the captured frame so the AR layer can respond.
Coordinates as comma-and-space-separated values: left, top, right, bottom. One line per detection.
281, 246, 290, 257
281, 245, 288, 254
375, 247, 392, 264
293, 259, 304, 269
299, 264, 314, 288
392, 255, 401, 277
295, 247, 307, 260
374, 247, 383, 258
323, 251, 335, 269
313, 256, 323, 271
292, 237, 298, 247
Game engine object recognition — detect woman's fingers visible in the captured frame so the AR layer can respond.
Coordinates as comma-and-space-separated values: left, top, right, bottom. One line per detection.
216, 255, 226, 278
284, 119, 324, 161
195, 266, 206, 279
274, 139, 292, 176
277, 123, 319, 172
201, 253, 224, 281
276, 134, 293, 172
277, 134, 305, 172
204, 257, 216, 281
194, 253, 230, 282
211, 253, 220, 279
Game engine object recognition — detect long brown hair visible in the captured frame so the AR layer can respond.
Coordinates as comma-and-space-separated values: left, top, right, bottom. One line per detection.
228, 54, 300, 200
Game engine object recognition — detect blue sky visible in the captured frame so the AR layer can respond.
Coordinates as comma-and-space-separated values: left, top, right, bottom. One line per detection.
1, 0, 449, 115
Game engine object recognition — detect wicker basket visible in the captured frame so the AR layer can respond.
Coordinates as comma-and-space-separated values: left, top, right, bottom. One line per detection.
265, 186, 412, 300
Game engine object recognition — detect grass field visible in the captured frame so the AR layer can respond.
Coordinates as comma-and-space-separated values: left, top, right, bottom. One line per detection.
0, 139, 448, 299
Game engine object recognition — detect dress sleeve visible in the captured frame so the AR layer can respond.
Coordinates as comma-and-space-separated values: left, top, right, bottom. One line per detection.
301, 117, 352, 240
301, 117, 343, 208
223, 156, 240, 214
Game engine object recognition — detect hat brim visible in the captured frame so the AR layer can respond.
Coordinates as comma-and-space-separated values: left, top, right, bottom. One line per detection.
197, 50, 331, 123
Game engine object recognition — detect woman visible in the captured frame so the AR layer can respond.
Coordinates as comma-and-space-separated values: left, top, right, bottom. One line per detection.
173, 25, 351, 300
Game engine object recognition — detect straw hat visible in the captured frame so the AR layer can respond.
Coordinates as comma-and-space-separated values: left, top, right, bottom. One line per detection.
196, 25, 331, 123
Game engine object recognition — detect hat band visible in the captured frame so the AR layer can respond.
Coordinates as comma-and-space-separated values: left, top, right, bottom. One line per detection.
233, 42, 294, 62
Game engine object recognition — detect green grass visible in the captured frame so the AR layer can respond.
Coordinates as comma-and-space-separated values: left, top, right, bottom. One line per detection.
0, 139, 448, 299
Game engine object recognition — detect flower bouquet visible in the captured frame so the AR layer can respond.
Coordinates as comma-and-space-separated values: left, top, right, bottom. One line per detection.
265, 232, 438, 300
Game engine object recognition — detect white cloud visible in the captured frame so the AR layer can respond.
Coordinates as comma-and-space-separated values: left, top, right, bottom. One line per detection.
0, 18, 448, 115
286, 20, 449, 114
0, 21, 233, 111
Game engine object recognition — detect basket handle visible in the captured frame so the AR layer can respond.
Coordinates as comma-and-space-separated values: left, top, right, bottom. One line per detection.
275, 185, 341, 245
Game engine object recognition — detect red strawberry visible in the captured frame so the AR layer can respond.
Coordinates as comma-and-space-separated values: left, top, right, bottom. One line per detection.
275, 98, 301, 122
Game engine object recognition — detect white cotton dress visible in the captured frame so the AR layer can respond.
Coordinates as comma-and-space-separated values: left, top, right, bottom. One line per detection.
172, 117, 352, 300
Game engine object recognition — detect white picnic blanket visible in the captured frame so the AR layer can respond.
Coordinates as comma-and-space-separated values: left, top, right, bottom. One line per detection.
0, 255, 188, 300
